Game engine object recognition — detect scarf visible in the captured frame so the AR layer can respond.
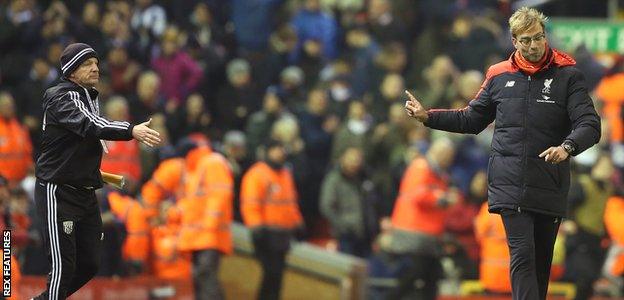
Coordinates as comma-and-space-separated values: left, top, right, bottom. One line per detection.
513, 47, 552, 75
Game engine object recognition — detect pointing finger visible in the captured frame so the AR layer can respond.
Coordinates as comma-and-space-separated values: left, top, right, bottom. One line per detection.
405, 90, 417, 103
539, 148, 550, 158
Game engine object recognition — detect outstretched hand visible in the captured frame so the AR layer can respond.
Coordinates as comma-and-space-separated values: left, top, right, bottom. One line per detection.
132, 118, 161, 147
404, 90, 429, 123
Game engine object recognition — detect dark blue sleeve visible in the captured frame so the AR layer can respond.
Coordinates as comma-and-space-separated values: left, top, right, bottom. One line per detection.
424, 80, 496, 134
564, 69, 601, 156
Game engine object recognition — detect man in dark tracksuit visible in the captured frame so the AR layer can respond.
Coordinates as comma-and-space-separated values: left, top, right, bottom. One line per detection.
404, 7, 601, 300
34, 43, 161, 299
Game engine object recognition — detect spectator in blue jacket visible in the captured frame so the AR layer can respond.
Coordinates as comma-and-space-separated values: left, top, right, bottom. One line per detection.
231, 0, 284, 54
290, 0, 339, 63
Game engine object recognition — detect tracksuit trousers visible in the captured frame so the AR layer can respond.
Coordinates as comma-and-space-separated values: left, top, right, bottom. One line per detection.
500, 208, 560, 300
33, 179, 103, 300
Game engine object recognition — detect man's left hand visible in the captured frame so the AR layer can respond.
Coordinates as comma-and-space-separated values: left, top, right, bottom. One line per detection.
132, 118, 161, 147
539, 146, 569, 164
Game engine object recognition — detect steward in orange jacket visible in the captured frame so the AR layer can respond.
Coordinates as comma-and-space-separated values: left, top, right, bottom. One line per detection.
107, 191, 150, 273
386, 138, 458, 300
101, 140, 142, 183
240, 161, 302, 231
141, 157, 186, 220
141, 137, 233, 300
177, 145, 234, 254
151, 204, 192, 280
475, 202, 511, 293
604, 196, 624, 278
241, 140, 303, 300
0, 93, 33, 185
391, 157, 457, 236
595, 71, 624, 142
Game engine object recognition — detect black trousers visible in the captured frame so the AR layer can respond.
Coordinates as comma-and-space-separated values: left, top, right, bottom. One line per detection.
500, 209, 560, 300
192, 249, 223, 300
253, 232, 288, 300
564, 228, 606, 300
33, 179, 103, 300
386, 253, 442, 300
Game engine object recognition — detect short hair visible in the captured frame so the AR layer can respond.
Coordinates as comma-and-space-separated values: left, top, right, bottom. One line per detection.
139, 71, 160, 85
104, 96, 128, 117
226, 58, 250, 81
509, 7, 548, 37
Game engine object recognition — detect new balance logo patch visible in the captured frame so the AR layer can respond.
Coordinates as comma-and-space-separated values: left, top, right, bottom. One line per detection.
505, 81, 515, 87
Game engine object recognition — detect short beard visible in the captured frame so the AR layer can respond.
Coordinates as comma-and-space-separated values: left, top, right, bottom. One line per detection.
523, 51, 543, 63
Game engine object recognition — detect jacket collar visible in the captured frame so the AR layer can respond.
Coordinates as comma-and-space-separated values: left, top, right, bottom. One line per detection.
509, 48, 576, 75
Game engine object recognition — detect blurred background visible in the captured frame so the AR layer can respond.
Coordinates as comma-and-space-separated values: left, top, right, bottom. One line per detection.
1, 0, 624, 299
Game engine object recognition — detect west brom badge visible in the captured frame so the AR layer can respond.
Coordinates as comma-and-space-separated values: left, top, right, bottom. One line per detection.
63, 221, 74, 234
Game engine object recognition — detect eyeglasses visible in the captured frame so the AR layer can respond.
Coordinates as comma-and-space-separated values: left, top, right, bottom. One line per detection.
517, 33, 546, 46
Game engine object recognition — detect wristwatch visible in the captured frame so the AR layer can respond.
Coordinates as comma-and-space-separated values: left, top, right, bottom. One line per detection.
561, 140, 576, 155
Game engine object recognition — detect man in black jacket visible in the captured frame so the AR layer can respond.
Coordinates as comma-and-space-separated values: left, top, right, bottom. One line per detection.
404, 7, 601, 300
33, 43, 161, 300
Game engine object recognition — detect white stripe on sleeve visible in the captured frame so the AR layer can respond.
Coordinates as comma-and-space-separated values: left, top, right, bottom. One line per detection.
68, 92, 128, 130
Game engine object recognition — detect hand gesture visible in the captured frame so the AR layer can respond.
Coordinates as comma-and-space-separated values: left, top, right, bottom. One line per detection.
404, 90, 429, 123
132, 118, 162, 147
539, 146, 568, 164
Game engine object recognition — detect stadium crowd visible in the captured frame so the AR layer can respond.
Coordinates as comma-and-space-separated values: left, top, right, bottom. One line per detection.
1, 0, 624, 299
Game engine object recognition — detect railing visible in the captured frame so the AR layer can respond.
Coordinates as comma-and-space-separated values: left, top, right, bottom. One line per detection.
226, 222, 368, 300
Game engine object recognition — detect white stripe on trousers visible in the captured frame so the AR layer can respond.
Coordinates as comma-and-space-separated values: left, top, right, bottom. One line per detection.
47, 183, 61, 300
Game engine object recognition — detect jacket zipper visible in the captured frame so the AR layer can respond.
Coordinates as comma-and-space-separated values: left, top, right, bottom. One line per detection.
520, 75, 531, 213
82, 87, 109, 153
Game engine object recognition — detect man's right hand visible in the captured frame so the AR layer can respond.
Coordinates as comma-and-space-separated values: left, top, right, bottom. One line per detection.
404, 90, 429, 123
132, 118, 161, 147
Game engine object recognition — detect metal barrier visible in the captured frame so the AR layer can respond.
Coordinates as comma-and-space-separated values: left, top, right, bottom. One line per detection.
225, 222, 368, 300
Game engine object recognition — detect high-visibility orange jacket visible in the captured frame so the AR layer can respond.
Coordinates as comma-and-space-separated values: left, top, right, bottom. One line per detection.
595, 74, 624, 142
141, 146, 233, 253
141, 157, 186, 219
605, 196, 624, 276
101, 140, 142, 183
177, 147, 234, 253
240, 162, 303, 230
151, 207, 192, 280
475, 202, 511, 293
108, 191, 150, 264
391, 158, 451, 236
0, 117, 32, 183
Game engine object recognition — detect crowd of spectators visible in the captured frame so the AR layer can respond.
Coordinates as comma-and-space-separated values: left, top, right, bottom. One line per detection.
1, 0, 624, 298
